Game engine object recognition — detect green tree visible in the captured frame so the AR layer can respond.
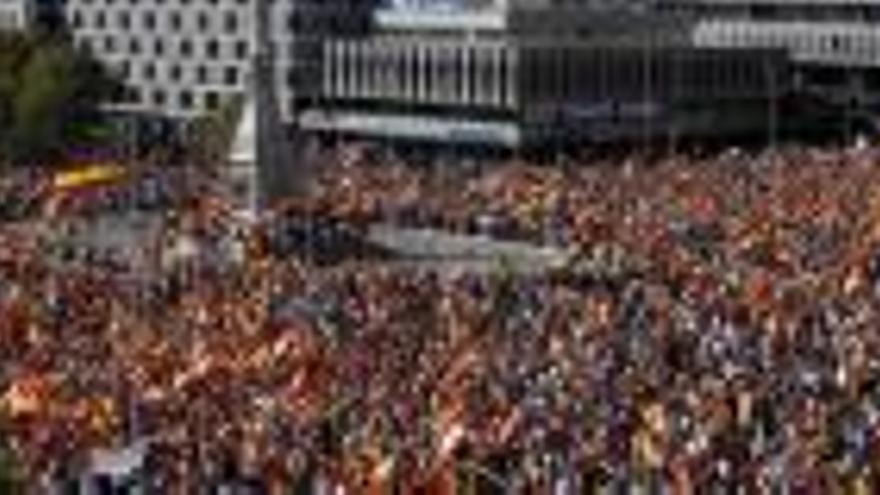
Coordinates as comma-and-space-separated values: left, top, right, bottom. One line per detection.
9, 43, 73, 160
0, 439, 18, 494
0, 31, 119, 166
184, 94, 244, 168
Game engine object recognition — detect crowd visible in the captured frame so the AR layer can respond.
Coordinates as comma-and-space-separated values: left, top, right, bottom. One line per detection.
3, 144, 880, 492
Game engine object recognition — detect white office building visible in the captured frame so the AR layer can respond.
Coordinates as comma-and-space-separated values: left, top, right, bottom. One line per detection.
19, 0, 803, 148
61, 0, 372, 121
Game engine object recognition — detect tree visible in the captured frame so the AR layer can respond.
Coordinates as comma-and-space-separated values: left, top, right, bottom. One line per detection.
0, 31, 119, 166
9, 43, 73, 160
184, 94, 244, 169
0, 439, 18, 494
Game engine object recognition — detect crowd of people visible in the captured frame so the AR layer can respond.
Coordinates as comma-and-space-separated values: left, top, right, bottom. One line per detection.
4, 144, 880, 492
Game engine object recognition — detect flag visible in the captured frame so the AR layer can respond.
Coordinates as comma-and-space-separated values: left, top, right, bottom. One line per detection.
421, 460, 458, 495
669, 455, 694, 495
85, 396, 118, 438
843, 266, 864, 295
173, 352, 214, 390
52, 164, 125, 191
3, 383, 42, 418
364, 452, 395, 495
438, 421, 466, 460
1, 376, 46, 418
495, 407, 522, 447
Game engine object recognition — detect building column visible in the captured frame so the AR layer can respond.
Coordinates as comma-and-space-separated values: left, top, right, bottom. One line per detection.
474, 45, 485, 106
388, 41, 400, 99
506, 46, 518, 109
340, 40, 351, 99
438, 44, 450, 104
362, 41, 374, 100
401, 41, 412, 102
492, 45, 504, 107
417, 42, 428, 103
429, 43, 441, 104
354, 41, 366, 100
323, 40, 333, 99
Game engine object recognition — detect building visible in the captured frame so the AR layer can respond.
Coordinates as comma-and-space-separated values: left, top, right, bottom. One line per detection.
303, 0, 787, 148
657, 0, 880, 113
25, 0, 791, 150
0, 0, 33, 31
62, 0, 373, 121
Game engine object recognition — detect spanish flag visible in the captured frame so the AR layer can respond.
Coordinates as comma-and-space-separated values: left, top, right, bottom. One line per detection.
1, 374, 52, 419
53, 164, 125, 191
365, 451, 395, 495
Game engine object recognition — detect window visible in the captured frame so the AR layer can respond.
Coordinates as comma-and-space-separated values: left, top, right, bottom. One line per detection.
128, 87, 142, 104
79, 37, 93, 53
205, 91, 220, 110
287, 11, 301, 32
143, 63, 156, 81
143, 11, 156, 30
180, 39, 193, 58
225, 66, 239, 85
196, 65, 208, 84
197, 12, 210, 32
179, 90, 194, 110
205, 39, 220, 59
169, 12, 182, 31
224, 11, 238, 34
118, 61, 130, 79
235, 40, 249, 59
152, 89, 166, 106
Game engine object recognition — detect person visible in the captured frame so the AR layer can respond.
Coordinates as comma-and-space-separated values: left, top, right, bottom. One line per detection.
5, 144, 880, 490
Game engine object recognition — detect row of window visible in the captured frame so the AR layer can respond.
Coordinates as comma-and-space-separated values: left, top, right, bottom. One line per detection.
520, 49, 772, 102
79, 35, 257, 60
77, 33, 320, 61
112, 59, 302, 88
116, 86, 296, 116
327, 42, 513, 106
121, 87, 226, 112
120, 61, 242, 86
67, 0, 329, 4
70, 0, 251, 5
68, 8, 346, 34
65, 0, 326, 7
700, 28, 880, 61
662, 2, 880, 23
72, 9, 246, 33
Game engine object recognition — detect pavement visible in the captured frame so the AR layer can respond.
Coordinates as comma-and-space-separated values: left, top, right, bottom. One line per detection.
367, 224, 575, 273
36, 210, 575, 275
